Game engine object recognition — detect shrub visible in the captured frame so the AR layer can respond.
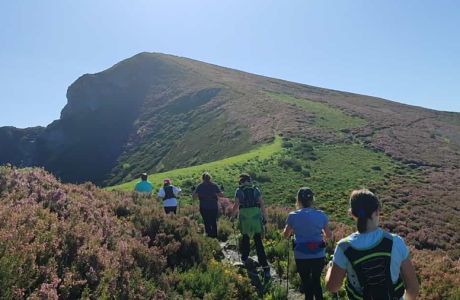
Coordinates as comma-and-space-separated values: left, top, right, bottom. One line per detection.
176, 260, 257, 299
282, 141, 293, 148
217, 217, 234, 242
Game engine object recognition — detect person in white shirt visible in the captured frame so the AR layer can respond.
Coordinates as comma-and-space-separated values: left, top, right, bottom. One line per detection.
157, 178, 181, 214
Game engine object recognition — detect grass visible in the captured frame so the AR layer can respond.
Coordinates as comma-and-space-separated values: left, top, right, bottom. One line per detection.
110, 136, 409, 225
305, 143, 409, 222
109, 136, 282, 193
266, 91, 367, 130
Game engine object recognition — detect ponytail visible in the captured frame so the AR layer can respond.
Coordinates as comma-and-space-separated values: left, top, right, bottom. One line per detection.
350, 189, 381, 233
202, 172, 211, 182
357, 216, 368, 233
296, 187, 314, 209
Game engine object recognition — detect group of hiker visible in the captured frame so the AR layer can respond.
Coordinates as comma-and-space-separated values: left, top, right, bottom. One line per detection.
134, 172, 420, 300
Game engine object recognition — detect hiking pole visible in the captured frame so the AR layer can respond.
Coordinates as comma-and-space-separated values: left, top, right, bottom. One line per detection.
190, 185, 196, 219
177, 197, 180, 215
286, 238, 291, 298
233, 216, 240, 260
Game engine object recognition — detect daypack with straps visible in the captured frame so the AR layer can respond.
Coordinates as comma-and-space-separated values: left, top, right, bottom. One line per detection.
163, 186, 175, 200
238, 185, 262, 237
238, 185, 260, 208
339, 231, 405, 300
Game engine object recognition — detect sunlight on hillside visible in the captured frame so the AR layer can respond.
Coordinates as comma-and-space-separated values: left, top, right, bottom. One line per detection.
266, 91, 367, 130
110, 136, 282, 192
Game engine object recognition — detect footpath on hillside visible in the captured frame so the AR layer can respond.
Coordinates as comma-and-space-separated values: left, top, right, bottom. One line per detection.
219, 234, 304, 300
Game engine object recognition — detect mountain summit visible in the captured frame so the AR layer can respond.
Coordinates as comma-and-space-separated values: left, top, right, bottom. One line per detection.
1, 52, 459, 185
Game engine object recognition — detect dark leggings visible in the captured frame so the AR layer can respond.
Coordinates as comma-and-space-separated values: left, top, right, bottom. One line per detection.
295, 258, 325, 300
200, 208, 218, 238
164, 206, 177, 214
241, 233, 269, 267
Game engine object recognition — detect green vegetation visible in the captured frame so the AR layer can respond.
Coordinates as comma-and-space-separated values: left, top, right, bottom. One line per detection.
111, 136, 408, 224
108, 109, 255, 185
110, 136, 282, 193
266, 91, 367, 130
306, 143, 408, 222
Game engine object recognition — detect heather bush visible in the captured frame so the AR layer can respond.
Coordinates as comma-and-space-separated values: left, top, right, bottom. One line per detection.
0, 167, 227, 299
217, 217, 234, 242
176, 259, 257, 299
2, 165, 460, 299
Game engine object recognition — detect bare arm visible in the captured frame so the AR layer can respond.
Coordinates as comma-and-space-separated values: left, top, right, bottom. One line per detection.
400, 258, 419, 300
232, 198, 240, 217
322, 224, 333, 240
192, 191, 198, 200
325, 262, 347, 293
258, 196, 268, 220
283, 224, 294, 238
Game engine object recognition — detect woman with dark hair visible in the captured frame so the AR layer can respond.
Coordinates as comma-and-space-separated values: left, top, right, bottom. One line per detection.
283, 187, 332, 300
192, 172, 223, 238
325, 189, 419, 300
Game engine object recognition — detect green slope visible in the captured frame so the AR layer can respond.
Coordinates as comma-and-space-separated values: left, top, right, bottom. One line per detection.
267, 91, 367, 130
110, 136, 407, 224
109, 136, 282, 192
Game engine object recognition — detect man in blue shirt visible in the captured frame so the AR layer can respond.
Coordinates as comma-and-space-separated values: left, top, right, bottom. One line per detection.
134, 173, 153, 196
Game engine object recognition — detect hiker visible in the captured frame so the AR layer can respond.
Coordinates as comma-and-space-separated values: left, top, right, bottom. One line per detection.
134, 173, 153, 196
283, 187, 332, 300
157, 178, 181, 214
232, 173, 271, 279
192, 172, 223, 238
325, 189, 419, 300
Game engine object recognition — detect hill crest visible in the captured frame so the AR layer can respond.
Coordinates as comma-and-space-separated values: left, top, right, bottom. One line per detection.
0, 52, 458, 185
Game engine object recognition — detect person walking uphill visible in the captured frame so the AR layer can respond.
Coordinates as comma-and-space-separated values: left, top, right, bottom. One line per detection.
232, 173, 271, 279
325, 189, 419, 300
157, 178, 181, 214
134, 173, 154, 196
192, 172, 223, 238
283, 187, 332, 300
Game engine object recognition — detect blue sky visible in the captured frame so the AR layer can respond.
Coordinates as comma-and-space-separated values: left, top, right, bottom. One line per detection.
1, 0, 459, 128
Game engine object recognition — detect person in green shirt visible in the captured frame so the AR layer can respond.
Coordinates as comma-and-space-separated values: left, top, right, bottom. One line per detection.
134, 173, 153, 196
232, 173, 270, 279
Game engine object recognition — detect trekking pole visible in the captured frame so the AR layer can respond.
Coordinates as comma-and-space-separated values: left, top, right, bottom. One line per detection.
177, 198, 180, 215
190, 185, 196, 219
286, 238, 290, 298
233, 216, 240, 260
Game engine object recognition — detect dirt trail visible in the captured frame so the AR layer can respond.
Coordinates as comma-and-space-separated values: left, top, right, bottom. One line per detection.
220, 238, 304, 300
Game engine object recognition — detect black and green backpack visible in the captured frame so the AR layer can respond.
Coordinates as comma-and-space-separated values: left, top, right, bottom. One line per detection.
238, 185, 260, 208
339, 231, 405, 300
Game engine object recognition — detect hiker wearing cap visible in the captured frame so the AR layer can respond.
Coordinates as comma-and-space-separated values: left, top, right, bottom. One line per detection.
283, 187, 332, 300
232, 173, 271, 279
134, 173, 154, 196
157, 178, 182, 214
192, 172, 223, 238
325, 189, 419, 300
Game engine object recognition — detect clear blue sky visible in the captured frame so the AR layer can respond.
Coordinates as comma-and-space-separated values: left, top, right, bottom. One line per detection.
1, 0, 459, 128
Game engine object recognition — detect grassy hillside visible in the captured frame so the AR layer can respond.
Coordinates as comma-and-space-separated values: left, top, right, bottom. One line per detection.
110, 135, 282, 193
266, 92, 367, 131
107, 136, 460, 299
110, 136, 408, 223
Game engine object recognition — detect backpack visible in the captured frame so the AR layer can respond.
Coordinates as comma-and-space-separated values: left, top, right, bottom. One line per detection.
238, 185, 260, 208
163, 186, 175, 200
339, 231, 405, 300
